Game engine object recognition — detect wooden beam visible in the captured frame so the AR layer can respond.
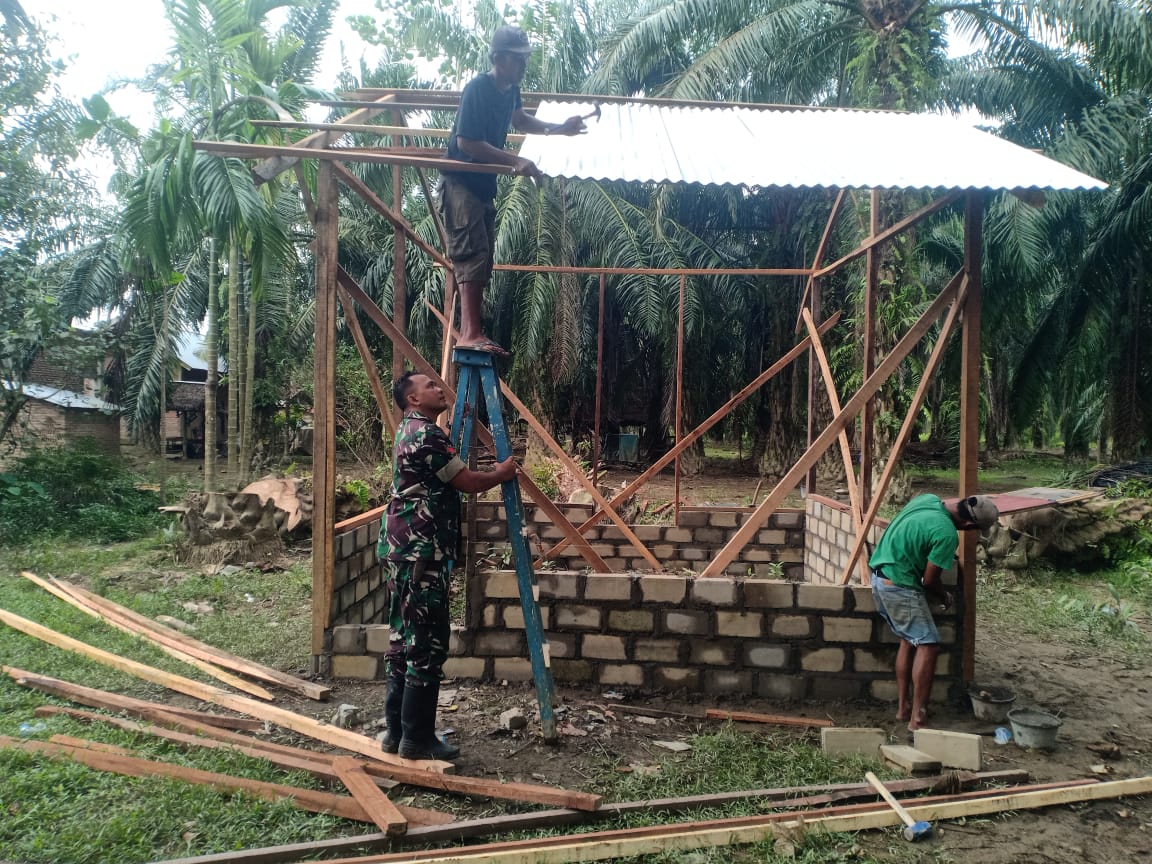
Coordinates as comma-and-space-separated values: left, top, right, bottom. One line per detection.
391, 158, 407, 389
699, 276, 963, 577
838, 275, 968, 584
332, 162, 453, 271
311, 161, 339, 657
0, 614, 454, 771
861, 189, 881, 514
704, 709, 832, 728
252, 94, 397, 183
198, 140, 513, 176
960, 193, 984, 682
31, 573, 330, 701
339, 288, 396, 440
541, 314, 840, 562
813, 191, 964, 279
4, 666, 262, 731
674, 275, 686, 526
800, 310, 868, 582
249, 119, 528, 146
494, 263, 812, 276
424, 301, 660, 569
335, 270, 609, 572
18, 572, 274, 701
794, 189, 847, 332
333, 757, 408, 836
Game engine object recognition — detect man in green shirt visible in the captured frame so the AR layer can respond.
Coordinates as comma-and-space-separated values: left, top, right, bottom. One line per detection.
869, 493, 999, 731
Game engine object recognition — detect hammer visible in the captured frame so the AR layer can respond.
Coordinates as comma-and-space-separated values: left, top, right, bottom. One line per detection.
578, 103, 602, 123
865, 771, 933, 842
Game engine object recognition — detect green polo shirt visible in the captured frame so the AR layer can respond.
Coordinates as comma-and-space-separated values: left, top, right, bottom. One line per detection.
868, 494, 958, 590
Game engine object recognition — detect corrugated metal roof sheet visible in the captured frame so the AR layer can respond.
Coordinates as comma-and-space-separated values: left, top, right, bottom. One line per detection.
7, 382, 119, 413
521, 102, 1106, 191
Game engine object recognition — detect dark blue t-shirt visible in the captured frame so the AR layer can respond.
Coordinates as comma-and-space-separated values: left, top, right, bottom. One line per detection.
444, 73, 521, 202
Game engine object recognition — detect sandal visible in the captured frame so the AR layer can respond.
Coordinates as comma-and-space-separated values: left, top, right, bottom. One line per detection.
458, 338, 511, 358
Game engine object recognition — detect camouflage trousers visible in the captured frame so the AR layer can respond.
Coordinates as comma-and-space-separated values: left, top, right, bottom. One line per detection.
383, 558, 452, 685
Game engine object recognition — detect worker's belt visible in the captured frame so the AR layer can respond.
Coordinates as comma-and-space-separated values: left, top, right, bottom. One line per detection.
871, 567, 893, 586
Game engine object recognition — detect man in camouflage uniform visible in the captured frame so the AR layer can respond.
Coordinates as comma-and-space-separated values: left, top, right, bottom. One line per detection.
378, 370, 516, 760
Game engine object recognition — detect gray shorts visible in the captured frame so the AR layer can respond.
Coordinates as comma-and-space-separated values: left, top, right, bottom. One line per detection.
871, 572, 940, 646
438, 176, 496, 284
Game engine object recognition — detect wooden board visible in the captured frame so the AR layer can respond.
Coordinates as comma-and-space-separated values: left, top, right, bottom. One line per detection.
333, 757, 408, 836
705, 709, 833, 729
42, 573, 330, 700
19, 572, 275, 701
5, 666, 263, 731
0, 612, 454, 772
880, 744, 942, 773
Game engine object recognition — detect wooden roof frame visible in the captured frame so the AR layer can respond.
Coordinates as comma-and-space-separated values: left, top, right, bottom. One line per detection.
194, 88, 988, 682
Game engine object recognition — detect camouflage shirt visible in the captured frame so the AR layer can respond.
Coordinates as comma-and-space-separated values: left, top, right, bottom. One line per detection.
378, 410, 466, 562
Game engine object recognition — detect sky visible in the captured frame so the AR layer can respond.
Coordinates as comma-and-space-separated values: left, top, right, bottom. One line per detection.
33, 0, 386, 189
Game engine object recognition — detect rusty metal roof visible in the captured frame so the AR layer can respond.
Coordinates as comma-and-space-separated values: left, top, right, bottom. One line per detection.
520, 101, 1106, 191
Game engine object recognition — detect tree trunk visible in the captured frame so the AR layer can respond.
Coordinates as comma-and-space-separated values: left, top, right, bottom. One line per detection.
203, 237, 218, 492
158, 282, 170, 505
227, 238, 240, 479
241, 279, 257, 485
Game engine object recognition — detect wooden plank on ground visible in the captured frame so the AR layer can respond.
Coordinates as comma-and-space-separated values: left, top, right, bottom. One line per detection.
0, 612, 454, 772
19, 572, 276, 701
145, 770, 1034, 864
42, 573, 331, 700
705, 709, 833, 728
5, 666, 263, 731
332, 756, 408, 836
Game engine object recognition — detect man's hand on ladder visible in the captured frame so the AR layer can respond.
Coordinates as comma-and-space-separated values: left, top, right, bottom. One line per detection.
493, 457, 518, 483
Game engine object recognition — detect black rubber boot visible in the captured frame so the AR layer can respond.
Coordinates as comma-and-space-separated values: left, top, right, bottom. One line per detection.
398, 680, 460, 761
380, 676, 404, 754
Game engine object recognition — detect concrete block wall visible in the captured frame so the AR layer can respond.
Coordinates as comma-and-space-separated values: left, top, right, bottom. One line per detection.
804, 495, 887, 584
465, 501, 806, 577
329, 510, 387, 630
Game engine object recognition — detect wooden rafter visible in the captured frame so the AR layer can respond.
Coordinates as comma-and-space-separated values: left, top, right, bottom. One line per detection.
960, 193, 984, 681
338, 287, 397, 439
794, 189, 847, 332
197, 140, 513, 175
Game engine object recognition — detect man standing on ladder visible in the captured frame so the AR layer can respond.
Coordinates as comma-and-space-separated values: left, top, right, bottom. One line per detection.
441, 24, 586, 356
378, 371, 517, 760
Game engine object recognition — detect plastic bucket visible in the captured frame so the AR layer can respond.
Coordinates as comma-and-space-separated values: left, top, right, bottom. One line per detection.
968, 685, 1016, 722
1007, 708, 1062, 750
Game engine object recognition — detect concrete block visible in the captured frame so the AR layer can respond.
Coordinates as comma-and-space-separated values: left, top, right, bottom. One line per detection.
677, 510, 709, 527
552, 659, 594, 683
330, 655, 379, 680
691, 577, 737, 606
554, 605, 603, 630
775, 511, 803, 529
483, 570, 519, 599
634, 638, 682, 663
913, 728, 983, 770
663, 610, 709, 636
608, 609, 654, 632
448, 626, 470, 656
800, 647, 845, 672
851, 586, 877, 613
822, 617, 874, 642
640, 575, 687, 604
809, 677, 863, 701
756, 674, 805, 701
633, 524, 664, 541
584, 574, 634, 602
743, 643, 790, 669
681, 547, 708, 561
503, 605, 551, 630
482, 604, 499, 627
820, 727, 885, 758
937, 623, 956, 645
770, 615, 812, 638
331, 625, 363, 655
493, 657, 533, 682
704, 669, 753, 694
715, 611, 763, 638
544, 632, 578, 659
583, 634, 628, 660
744, 580, 794, 608
690, 642, 736, 666
354, 578, 370, 602
693, 527, 726, 545
363, 625, 391, 654
710, 511, 739, 528
664, 528, 693, 543
653, 667, 700, 691
796, 584, 847, 611
599, 664, 645, 687
757, 530, 787, 545
537, 570, 580, 599
853, 648, 896, 673
475, 631, 524, 656
880, 744, 941, 774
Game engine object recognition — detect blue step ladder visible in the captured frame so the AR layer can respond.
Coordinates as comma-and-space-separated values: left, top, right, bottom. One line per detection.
449, 347, 557, 741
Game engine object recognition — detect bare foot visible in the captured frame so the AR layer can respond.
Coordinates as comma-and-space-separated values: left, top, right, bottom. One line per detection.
896, 707, 911, 722
456, 337, 510, 357
906, 707, 929, 732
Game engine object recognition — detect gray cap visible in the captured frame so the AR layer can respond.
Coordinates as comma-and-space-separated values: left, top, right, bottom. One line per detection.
960, 495, 999, 529
491, 25, 533, 55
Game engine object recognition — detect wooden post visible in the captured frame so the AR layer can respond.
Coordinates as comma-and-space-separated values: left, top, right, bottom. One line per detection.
862, 189, 879, 511
675, 275, 686, 525
392, 161, 407, 408
960, 193, 984, 682
593, 274, 605, 489
805, 269, 821, 496
311, 161, 339, 659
